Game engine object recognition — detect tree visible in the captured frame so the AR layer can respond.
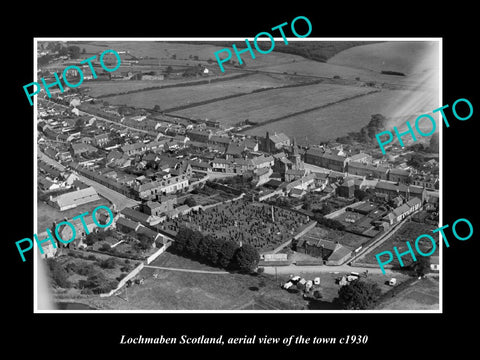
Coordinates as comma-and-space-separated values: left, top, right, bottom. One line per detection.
184, 230, 203, 257
165, 65, 173, 74
136, 233, 154, 251
197, 235, 214, 260
46, 259, 71, 288
82, 48, 86, 54
99, 243, 111, 252
217, 241, 238, 269
99, 257, 116, 269
184, 197, 197, 207
68, 45, 81, 59
412, 256, 431, 277
206, 237, 224, 265
79, 272, 116, 294
337, 280, 381, 310
58, 46, 69, 56
153, 104, 161, 112
84, 232, 99, 246
354, 189, 368, 201
234, 243, 260, 273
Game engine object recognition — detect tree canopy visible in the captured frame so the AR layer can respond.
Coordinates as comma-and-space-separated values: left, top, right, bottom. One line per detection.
337, 280, 381, 310
234, 243, 260, 273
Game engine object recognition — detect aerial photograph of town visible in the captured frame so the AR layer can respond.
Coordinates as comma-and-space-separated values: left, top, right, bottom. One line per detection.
34, 39, 441, 311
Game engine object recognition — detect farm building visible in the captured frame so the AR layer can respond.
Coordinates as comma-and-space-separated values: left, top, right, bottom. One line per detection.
48, 186, 101, 211
296, 237, 353, 266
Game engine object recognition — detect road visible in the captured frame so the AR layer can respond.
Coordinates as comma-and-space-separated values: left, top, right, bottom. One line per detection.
262, 263, 395, 276
75, 173, 139, 211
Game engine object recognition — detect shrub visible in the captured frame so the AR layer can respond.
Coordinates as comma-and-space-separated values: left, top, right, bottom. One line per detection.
100, 243, 111, 252
233, 243, 260, 273
99, 257, 116, 269
76, 264, 97, 277
46, 259, 71, 289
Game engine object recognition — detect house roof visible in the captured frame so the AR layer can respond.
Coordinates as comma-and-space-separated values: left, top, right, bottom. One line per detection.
314, 172, 329, 180
120, 207, 151, 223
251, 155, 274, 166
347, 153, 371, 162
145, 200, 162, 210
268, 133, 290, 144
305, 148, 325, 158
322, 152, 347, 163
406, 197, 422, 207
302, 238, 338, 251
389, 168, 411, 176
137, 225, 159, 239
226, 143, 244, 155
392, 203, 410, 217
51, 186, 99, 208
71, 142, 97, 153
328, 245, 352, 262
116, 216, 140, 231
348, 161, 389, 174
210, 135, 231, 145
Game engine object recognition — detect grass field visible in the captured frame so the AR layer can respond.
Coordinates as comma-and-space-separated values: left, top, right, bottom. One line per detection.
102, 73, 298, 110
171, 82, 374, 126
375, 276, 439, 310
84, 251, 308, 310
360, 221, 440, 267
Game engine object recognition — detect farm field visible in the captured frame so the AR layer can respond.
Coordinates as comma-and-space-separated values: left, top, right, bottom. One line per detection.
82, 72, 255, 98
67, 41, 302, 68
102, 73, 300, 110
328, 41, 440, 77
243, 89, 439, 146
359, 221, 440, 268
171, 82, 375, 127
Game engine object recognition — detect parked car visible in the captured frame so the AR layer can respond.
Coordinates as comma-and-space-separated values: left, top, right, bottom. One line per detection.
290, 275, 301, 284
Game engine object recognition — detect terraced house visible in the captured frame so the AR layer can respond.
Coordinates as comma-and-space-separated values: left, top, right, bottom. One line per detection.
134, 174, 189, 200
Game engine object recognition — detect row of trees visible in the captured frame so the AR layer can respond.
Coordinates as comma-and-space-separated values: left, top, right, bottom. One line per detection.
173, 227, 260, 273
312, 213, 346, 231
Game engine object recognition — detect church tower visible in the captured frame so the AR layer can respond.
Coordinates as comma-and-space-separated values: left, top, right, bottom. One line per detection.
290, 137, 303, 170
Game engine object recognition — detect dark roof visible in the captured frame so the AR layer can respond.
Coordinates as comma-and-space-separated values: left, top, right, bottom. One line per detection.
120, 207, 151, 223
137, 225, 159, 239
116, 217, 140, 231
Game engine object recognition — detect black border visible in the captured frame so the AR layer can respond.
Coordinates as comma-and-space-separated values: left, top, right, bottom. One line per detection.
7, 5, 478, 355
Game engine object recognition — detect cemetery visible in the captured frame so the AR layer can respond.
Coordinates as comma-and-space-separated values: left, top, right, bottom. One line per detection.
162, 199, 310, 252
